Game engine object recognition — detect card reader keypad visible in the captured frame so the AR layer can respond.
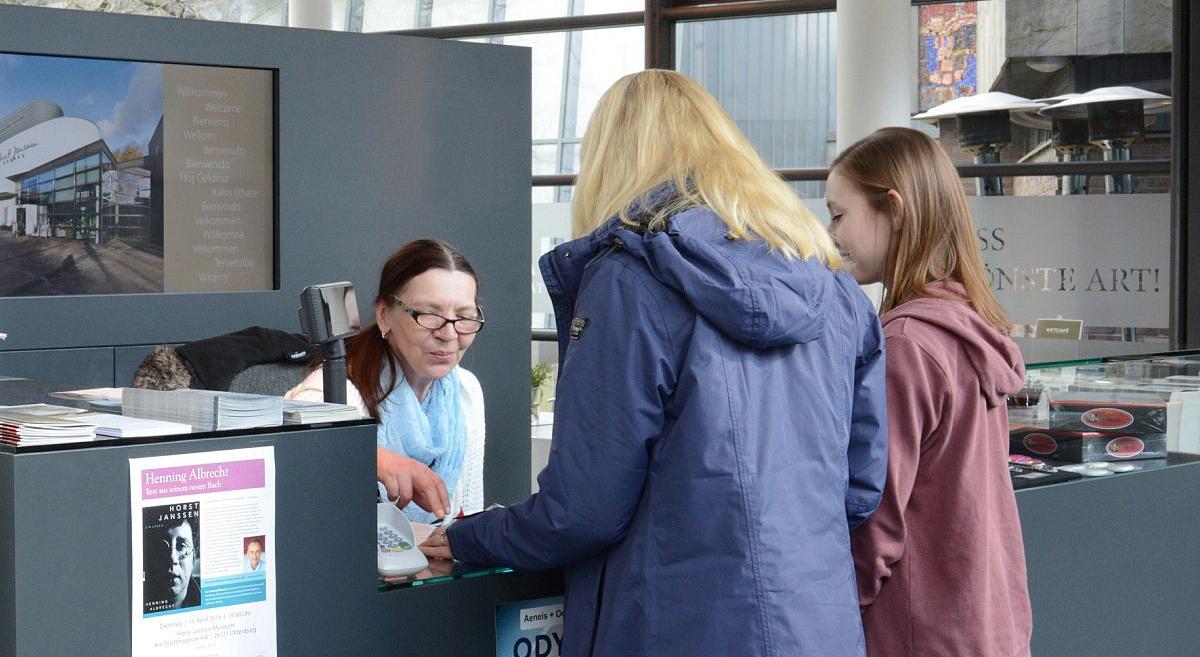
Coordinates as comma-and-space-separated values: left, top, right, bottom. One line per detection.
378, 525, 413, 553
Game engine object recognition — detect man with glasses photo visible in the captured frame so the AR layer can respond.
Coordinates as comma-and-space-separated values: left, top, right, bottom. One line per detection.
142, 502, 201, 613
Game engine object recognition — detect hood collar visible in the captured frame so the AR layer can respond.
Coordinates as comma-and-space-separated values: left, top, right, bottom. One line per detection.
883, 281, 1025, 407
540, 184, 832, 350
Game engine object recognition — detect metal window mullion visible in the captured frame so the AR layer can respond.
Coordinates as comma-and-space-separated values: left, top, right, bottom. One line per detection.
646, 0, 676, 69
489, 0, 507, 44
1172, 0, 1198, 347
382, 11, 644, 37
556, 0, 583, 202
416, 0, 433, 28
345, 0, 363, 31
533, 160, 1174, 186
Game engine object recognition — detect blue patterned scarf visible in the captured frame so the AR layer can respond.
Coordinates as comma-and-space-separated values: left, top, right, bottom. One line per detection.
376, 366, 466, 523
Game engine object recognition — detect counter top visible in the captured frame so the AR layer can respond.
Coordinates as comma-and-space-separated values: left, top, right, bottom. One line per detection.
1013, 452, 1200, 492
0, 376, 374, 453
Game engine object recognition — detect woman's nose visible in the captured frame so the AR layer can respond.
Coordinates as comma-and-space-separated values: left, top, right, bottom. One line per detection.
433, 323, 459, 341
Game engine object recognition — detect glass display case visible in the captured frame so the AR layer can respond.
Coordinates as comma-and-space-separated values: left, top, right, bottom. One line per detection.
1008, 342, 1200, 488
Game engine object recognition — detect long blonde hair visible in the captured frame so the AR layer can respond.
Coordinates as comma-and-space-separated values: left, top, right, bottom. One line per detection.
831, 127, 1010, 333
572, 69, 841, 264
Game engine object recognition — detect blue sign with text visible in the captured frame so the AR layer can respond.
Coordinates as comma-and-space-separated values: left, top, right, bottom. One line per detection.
495, 596, 564, 657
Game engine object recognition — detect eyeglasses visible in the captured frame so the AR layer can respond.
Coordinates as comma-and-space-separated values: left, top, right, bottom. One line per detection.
392, 297, 485, 334
157, 538, 194, 559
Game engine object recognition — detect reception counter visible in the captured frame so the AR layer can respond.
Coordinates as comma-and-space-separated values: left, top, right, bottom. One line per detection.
0, 378, 561, 657
2, 374, 1198, 656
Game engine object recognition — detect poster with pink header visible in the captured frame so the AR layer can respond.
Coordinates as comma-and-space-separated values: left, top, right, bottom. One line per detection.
129, 446, 277, 657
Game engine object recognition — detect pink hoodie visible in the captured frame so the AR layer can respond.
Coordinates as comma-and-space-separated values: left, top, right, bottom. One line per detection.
852, 282, 1032, 657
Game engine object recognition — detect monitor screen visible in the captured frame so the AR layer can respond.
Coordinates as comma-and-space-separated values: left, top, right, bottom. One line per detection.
0, 52, 275, 296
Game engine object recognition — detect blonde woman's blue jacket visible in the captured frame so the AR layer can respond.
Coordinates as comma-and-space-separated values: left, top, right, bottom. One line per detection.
448, 204, 888, 657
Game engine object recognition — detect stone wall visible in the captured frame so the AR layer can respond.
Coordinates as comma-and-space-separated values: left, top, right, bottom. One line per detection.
1007, 0, 1172, 58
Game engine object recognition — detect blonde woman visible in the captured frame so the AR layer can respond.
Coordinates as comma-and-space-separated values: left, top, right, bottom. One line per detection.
827, 127, 1031, 657
421, 70, 888, 657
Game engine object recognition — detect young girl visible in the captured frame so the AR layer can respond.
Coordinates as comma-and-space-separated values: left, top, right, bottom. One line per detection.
827, 127, 1032, 657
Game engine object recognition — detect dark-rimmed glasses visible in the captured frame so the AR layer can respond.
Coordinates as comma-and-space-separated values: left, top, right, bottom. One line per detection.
392, 297, 485, 334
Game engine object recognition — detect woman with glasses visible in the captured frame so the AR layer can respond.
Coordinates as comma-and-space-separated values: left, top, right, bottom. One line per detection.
419, 70, 887, 657
286, 239, 486, 522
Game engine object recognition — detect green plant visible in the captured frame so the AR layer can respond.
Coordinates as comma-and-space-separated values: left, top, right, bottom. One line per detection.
531, 362, 554, 389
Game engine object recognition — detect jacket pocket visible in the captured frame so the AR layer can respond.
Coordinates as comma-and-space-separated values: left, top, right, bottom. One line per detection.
587, 554, 610, 657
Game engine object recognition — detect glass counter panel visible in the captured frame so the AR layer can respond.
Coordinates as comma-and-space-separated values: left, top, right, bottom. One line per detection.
1019, 339, 1200, 371
378, 562, 512, 592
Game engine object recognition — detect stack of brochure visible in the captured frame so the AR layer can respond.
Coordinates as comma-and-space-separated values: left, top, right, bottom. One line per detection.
123, 388, 284, 431
49, 387, 125, 414
0, 406, 96, 445
75, 412, 192, 438
281, 399, 362, 424
48, 387, 124, 402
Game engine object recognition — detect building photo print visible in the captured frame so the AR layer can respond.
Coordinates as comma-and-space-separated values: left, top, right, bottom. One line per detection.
0, 52, 165, 296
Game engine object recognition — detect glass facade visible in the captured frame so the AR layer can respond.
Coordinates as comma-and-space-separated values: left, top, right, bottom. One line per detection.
2, 0, 1176, 345
15, 145, 113, 243
678, 12, 838, 200
12, 143, 155, 247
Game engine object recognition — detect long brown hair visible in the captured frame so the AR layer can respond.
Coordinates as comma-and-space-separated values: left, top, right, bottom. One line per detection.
830, 127, 1010, 333
347, 239, 480, 419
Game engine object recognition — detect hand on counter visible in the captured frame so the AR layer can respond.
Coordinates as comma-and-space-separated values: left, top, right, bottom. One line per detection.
419, 525, 456, 561
417, 556, 457, 579
377, 446, 449, 516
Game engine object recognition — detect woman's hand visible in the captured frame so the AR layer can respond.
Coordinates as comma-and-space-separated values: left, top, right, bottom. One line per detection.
377, 446, 449, 516
419, 525, 455, 561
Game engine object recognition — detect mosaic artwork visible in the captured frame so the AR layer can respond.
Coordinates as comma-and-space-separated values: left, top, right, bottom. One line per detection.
918, 2, 978, 112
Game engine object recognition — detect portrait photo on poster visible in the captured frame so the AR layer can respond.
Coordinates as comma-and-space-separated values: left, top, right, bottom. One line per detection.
142, 501, 201, 614
243, 534, 267, 574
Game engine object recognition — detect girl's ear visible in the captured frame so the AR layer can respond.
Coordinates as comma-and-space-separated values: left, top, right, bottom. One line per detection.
885, 189, 904, 233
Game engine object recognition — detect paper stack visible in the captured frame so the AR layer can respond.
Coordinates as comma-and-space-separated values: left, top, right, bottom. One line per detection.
282, 400, 362, 425
123, 388, 283, 431
48, 387, 124, 402
75, 412, 192, 438
0, 407, 96, 445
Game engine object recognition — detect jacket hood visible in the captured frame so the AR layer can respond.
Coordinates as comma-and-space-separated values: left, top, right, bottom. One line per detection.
541, 187, 834, 349
882, 282, 1025, 407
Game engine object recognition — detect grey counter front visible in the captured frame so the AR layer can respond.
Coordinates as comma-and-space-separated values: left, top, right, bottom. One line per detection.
1, 390, 1193, 655
0, 415, 560, 657
381, 454, 1200, 657
1016, 454, 1200, 657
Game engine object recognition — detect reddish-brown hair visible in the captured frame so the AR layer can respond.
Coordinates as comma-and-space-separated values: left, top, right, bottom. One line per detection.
347, 239, 479, 419
831, 127, 1010, 333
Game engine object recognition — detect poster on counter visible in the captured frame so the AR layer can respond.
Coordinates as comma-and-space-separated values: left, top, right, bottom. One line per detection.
129, 447, 276, 657
496, 596, 564, 657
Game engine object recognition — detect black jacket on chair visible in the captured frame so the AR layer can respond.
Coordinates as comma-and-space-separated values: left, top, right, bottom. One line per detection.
175, 326, 312, 391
